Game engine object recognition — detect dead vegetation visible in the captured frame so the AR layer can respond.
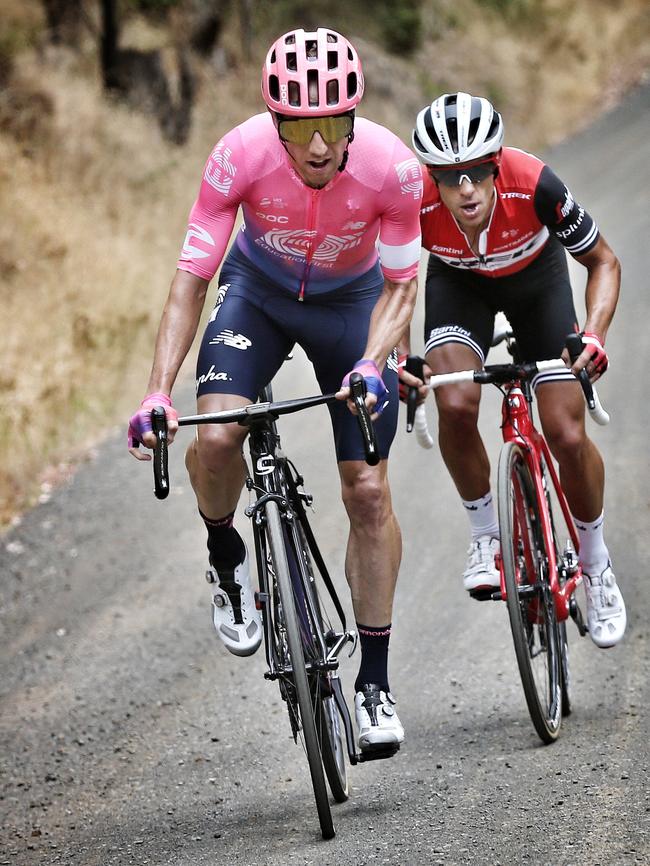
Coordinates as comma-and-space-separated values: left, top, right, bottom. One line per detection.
0, 0, 649, 526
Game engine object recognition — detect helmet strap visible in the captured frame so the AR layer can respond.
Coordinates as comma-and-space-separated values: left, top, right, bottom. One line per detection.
337, 131, 354, 172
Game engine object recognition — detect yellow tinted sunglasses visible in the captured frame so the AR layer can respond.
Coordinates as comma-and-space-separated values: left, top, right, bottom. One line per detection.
277, 114, 354, 145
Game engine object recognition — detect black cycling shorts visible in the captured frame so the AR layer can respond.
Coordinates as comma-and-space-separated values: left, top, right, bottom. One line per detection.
195, 245, 399, 462
424, 238, 578, 380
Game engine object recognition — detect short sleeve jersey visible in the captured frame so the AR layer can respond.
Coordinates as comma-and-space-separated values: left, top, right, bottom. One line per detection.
419, 146, 599, 277
177, 113, 423, 297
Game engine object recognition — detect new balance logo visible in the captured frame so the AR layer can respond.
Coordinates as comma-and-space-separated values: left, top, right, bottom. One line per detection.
208, 330, 252, 350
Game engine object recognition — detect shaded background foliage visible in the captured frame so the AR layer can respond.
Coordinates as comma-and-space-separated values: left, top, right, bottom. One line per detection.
0, 0, 649, 525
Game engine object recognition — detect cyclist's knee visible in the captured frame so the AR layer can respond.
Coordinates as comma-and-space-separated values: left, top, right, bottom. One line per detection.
544, 420, 588, 464
188, 424, 245, 475
340, 465, 391, 526
436, 386, 480, 434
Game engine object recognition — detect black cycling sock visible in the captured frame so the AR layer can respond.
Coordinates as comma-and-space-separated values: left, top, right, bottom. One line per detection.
354, 623, 391, 693
200, 509, 245, 571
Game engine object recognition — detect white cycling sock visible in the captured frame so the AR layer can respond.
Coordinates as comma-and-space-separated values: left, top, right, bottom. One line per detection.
462, 492, 499, 540
573, 510, 609, 574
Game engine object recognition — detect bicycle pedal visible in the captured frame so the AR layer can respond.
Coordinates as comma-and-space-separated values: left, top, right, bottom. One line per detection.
357, 743, 400, 763
469, 587, 496, 602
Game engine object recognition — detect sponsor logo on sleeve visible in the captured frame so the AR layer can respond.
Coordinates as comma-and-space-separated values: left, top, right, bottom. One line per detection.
395, 157, 423, 198
204, 141, 237, 196
182, 223, 215, 260
555, 188, 575, 223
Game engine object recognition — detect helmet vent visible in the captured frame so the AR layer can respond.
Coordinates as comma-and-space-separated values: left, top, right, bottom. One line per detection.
306, 39, 318, 59
286, 52, 297, 72
327, 79, 339, 105
288, 80, 300, 106
307, 69, 319, 106
347, 72, 357, 99
268, 74, 279, 102
327, 50, 338, 70
285, 34, 296, 45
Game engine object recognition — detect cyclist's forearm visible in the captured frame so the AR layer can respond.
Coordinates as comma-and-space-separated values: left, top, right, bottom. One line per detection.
146, 270, 210, 394
575, 236, 620, 342
362, 278, 418, 367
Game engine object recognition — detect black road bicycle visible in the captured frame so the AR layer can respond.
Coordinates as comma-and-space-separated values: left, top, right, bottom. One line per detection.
150, 373, 398, 839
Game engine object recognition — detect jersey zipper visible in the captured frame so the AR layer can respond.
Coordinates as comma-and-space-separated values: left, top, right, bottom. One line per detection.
298, 188, 320, 301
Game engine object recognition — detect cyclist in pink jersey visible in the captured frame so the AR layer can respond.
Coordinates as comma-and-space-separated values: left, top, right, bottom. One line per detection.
399, 92, 625, 648
128, 28, 423, 751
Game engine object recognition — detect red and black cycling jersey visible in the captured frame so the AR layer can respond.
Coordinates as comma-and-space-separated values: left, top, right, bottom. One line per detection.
420, 146, 599, 277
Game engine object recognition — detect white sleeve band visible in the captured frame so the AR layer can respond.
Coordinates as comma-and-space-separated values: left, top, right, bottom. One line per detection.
377, 236, 422, 271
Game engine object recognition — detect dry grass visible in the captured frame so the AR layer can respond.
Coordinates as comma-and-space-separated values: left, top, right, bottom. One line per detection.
0, 0, 649, 527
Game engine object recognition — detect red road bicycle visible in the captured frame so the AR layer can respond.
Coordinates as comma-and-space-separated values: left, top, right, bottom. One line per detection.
405, 330, 609, 743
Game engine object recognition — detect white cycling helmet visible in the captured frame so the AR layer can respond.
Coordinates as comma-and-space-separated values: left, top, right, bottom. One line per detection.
412, 92, 504, 166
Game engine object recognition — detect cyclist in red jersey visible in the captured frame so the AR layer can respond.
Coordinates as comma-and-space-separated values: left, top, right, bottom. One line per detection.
127, 28, 424, 750
399, 92, 625, 648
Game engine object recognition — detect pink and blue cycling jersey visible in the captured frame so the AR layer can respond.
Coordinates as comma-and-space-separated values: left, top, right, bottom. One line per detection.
177, 113, 423, 298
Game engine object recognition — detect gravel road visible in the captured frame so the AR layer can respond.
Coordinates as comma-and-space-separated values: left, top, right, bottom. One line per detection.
1, 84, 649, 866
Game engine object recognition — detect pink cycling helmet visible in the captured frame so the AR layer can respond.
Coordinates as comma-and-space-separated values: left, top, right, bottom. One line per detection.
261, 28, 364, 116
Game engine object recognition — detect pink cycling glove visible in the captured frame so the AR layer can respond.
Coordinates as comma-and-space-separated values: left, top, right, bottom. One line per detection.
341, 359, 389, 416
128, 392, 178, 449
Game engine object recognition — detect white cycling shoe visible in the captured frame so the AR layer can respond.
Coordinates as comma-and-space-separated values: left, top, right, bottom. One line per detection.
463, 535, 500, 593
583, 562, 626, 648
354, 684, 404, 752
206, 548, 262, 657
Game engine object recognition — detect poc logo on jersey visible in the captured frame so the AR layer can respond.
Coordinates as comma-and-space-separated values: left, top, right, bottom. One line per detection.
256, 211, 289, 224
208, 329, 252, 350
395, 158, 423, 199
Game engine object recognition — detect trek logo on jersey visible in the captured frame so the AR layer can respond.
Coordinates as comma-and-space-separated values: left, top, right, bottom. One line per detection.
208, 329, 252, 350
182, 223, 215, 260
421, 202, 441, 215
501, 229, 519, 239
555, 188, 575, 223
208, 283, 230, 323
395, 157, 423, 199
501, 192, 531, 200
204, 141, 237, 196
196, 366, 232, 392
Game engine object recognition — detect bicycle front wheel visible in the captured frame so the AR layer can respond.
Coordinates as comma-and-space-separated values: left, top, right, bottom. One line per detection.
265, 501, 335, 839
498, 442, 562, 744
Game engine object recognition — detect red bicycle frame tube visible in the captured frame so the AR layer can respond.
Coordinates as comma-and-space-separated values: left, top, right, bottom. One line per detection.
499, 381, 582, 621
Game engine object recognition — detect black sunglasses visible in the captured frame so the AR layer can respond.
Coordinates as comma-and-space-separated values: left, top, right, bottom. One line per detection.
428, 160, 498, 187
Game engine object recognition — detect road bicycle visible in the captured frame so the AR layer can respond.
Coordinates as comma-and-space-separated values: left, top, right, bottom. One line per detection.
148, 373, 398, 839
405, 331, 609, 743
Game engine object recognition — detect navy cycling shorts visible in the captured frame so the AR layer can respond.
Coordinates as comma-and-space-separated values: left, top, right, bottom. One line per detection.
424, 237, 578, 367
195, 246, 399, 462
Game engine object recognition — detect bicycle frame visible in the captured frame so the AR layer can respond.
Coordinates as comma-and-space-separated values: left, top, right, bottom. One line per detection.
498, 378, 582, 622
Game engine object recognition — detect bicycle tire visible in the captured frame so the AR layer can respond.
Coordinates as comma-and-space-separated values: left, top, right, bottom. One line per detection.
498, 442, 562, 744
287, 518, 349, 802
265, 501, 335, 839
540, 454, 573, 718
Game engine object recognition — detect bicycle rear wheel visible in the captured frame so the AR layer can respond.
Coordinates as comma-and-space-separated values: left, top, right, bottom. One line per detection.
498, 442, 562, 743
265, 501, 335, 839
